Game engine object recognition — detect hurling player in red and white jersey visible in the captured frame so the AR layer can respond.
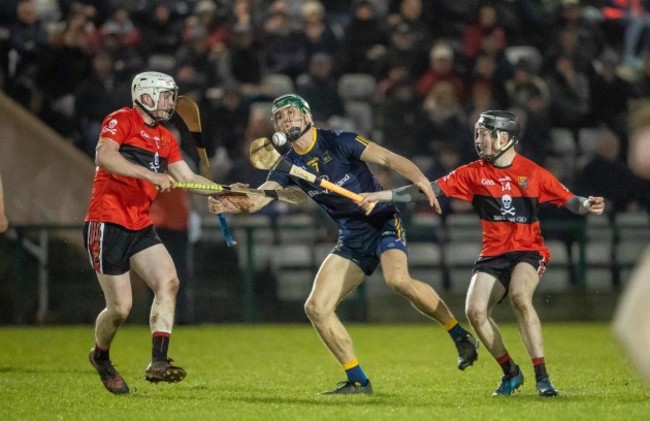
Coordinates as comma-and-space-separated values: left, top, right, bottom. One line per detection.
84, 71, 216, 394
361, 110, 605, 397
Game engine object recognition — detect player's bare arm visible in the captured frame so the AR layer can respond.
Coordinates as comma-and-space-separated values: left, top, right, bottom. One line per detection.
564, 195, 606, 215
95, 137, 175, 191
359, 142, 441, 213
360, 181, 443, 213
208, 180, 281, 214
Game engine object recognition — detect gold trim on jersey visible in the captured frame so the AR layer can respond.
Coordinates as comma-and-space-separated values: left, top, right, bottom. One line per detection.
355, 135, 371, 147
295, 127, 318, 155
394, 214, 405, 242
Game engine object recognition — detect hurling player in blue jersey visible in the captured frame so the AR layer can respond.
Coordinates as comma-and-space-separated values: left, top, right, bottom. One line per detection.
209, 94, 478, 394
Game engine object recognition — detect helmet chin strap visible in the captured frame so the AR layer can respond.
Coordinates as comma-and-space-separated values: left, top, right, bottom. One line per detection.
135, 99, 174, 126
481, 133, 517, 162
286, 123, 312, 142
135, 99, 160, 127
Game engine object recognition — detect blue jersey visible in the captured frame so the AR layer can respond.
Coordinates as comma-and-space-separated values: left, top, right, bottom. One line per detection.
267, 128, 398, 231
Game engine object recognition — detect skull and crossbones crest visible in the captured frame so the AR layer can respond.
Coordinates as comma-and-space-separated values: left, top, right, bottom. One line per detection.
500, 194, 516, 216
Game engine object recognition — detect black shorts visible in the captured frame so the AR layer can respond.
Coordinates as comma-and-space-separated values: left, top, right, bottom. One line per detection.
83, 221, 161, 275
473, 251, 547, 292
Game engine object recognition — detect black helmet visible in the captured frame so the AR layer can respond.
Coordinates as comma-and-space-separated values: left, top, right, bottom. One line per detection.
474, 110, 519, 161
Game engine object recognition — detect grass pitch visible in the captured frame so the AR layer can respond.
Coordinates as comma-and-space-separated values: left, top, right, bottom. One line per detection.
1, 323, 648, 420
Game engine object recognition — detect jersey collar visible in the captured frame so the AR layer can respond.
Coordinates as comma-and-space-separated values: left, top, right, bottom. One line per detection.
294, 127, 317, 155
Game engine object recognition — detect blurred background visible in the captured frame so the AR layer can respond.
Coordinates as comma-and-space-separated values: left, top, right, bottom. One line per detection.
0, 0, 649, 325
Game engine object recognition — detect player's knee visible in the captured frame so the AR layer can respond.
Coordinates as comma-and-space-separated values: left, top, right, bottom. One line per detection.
384, 274, 410, 295
304, 298, 331, 322
157, 276, 179, 297
110, 303, 132, 322
465, 303, 487, 324
509, 292, 532, 314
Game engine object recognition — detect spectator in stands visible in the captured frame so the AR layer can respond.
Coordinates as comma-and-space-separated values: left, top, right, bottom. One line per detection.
298, 0, 341, 65
7, 0, 48, 107
217, 6, 263, 91
36, 6, 95, 140
100, 5, 139, 48
75, 51, 130, 157
577, 129, 647, 214
296, 52, 345, 125
137, 1, 183, 58
381, 78, 429, 157
590, 49, 632, 157
545, 54, 591, 135
516, 95, 553, 165
416, 40, 464, 101
211, 83, 250, 162
386, 0, 433, 54
383, 22, 429, 81
422, 80, 469, 154
192, 0, 232, 51
467, 52, 509, 109
376, 61, 410, 100
175, 23, 220, 87
555, 0, 606, 58
462, 4, 506, 62
505, 59, 550, 111
341, 0, 388, 76
261, 0, 306, 79
98, 21, 144, 81
544, 25, 595, 79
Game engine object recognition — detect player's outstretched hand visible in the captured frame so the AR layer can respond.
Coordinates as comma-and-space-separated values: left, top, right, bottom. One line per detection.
414, 179, 441, 214
586, 196, 606, 215
208, 195, 255, 214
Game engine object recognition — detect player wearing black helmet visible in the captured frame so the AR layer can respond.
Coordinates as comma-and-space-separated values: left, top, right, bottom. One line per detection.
361, 109, 606, 397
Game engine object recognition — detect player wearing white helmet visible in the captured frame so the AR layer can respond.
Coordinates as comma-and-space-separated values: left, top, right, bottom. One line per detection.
85, 71, 216, 394
131, 71, 179, 124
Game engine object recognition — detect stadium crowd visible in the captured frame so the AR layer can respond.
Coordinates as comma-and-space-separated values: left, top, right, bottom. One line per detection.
2, 0, 650, 215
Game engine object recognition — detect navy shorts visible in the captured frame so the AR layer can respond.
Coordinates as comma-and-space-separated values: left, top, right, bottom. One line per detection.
331, 213, 407, 275
473, 250, 547, 292
83, 221, 161, 275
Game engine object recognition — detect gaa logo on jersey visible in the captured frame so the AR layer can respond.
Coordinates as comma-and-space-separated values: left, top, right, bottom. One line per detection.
517, 176, 528, 190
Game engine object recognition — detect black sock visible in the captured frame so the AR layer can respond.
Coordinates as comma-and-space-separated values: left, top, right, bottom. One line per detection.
497, 353, 518, 376
152, 332, 170, 362
533, 357, 548, 381
94, 345, 109, 362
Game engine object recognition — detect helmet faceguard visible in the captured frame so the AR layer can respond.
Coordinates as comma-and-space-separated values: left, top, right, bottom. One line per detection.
131, 71, 178, 124
474, 110, 519, 162
271, 94, 313, 142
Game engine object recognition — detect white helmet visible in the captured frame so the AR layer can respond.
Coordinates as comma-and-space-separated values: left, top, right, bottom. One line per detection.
131, 71, 178, 123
